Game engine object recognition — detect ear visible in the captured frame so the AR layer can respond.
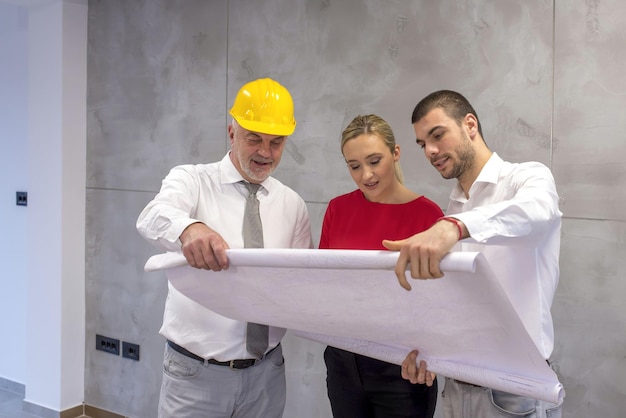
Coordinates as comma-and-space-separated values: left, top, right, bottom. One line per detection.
464, 114, 479, 139
227, 123, 235, 144
393, 144, 401, 162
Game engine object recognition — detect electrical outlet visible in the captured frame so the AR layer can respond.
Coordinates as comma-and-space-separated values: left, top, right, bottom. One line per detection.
16, 191, 27, 206
96, 334, 120, 355
122, 341, 140, 361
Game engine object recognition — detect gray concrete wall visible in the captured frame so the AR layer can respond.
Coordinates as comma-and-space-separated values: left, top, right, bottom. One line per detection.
85, 1, 626, 417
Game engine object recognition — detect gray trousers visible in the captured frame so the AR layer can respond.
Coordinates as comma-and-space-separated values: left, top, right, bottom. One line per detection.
441, 378, 563, 418
158, 342, 286, 418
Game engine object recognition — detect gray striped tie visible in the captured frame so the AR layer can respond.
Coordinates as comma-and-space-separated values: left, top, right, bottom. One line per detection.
241, 181, 269, 358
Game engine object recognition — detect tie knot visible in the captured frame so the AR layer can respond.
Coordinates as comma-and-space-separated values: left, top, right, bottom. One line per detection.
241, 181, 261, 195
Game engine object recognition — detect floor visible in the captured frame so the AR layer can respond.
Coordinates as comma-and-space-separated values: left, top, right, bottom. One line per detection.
0, 387, 40, 418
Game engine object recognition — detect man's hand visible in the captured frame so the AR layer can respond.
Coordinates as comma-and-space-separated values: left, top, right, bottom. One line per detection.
179, 222, 230, 270
401, 350, 436, 386
382, 219, 463, 290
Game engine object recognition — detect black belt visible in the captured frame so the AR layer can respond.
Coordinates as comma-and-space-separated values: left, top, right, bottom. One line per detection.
167, 340, 278, 370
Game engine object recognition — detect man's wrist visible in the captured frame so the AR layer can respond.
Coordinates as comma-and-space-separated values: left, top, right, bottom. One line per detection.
437, 217, 466, 241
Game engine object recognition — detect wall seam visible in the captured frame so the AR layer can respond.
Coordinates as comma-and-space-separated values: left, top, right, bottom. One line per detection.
550, 0, 556, 168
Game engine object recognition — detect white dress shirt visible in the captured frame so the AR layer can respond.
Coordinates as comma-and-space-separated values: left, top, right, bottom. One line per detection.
448, 153, 562, 359
137, 153, 312, 361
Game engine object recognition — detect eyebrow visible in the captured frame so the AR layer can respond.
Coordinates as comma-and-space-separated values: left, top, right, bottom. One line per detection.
428, 125, 444, 137
416, 125, 445, 142
345, 152, 383, 163
245, 133, 285, 141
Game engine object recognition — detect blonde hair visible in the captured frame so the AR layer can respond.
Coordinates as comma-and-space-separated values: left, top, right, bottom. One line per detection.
341, 114, 404, 183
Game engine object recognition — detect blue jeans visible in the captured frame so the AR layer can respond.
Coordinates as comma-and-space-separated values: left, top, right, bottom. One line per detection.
158, 342, 286, 418
442, 378, 563, 418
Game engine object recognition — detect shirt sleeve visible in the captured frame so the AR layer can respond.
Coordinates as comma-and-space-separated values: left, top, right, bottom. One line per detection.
292, 197, 314, 249
451, 163, 562, 246
136, 165, 204, 251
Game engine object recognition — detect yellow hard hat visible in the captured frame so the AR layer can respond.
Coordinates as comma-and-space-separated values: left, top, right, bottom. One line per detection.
229, 78, 297, 136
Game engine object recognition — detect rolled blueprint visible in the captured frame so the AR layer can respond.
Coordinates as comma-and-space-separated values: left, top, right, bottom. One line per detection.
145, 249, 564, 404
145, 248, 477, 272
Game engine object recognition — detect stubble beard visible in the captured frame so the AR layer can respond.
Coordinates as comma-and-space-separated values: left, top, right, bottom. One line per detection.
239, 153, 273, 183
443, 133, 475, 180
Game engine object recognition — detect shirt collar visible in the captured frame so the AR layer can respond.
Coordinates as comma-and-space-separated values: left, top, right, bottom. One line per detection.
450, 152, 503, 201
474, 152, 503, 185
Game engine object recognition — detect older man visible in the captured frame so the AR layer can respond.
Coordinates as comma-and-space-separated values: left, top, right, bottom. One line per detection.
137, 78, 312, 418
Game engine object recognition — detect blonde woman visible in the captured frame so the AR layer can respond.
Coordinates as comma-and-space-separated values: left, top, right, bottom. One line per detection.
319, 114, 441, 417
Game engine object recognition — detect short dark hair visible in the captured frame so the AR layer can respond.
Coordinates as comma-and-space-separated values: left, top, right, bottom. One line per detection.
411, 90, 483, 137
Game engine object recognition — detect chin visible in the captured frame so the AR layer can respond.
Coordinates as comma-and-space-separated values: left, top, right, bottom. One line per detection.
252, 171, 272, 182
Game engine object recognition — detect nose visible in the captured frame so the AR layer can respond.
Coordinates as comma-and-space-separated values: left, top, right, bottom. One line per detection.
361, 166, 374, 181
257, 141, 271, 157
424, 141, 438, 157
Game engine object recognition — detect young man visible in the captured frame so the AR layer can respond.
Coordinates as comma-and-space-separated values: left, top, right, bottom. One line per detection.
384, 90, 563, 418
137, 78, 312, 418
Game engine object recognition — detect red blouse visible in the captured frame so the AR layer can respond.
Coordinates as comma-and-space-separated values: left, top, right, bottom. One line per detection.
319, 189, 444, 250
